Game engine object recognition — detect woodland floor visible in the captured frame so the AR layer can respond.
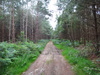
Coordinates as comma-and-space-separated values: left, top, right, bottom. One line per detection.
22, 41, 74, 75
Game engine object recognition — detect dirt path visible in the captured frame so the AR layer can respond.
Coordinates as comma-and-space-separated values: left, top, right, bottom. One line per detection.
22, 41, 74, 75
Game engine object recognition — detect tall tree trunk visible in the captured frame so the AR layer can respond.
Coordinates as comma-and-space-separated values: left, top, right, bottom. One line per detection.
35, 15, 39, 42
82, 19, 86, 45
92, 3, 99, 54
70, 22, 75, 47
2, 1, 5, 42
22, 12, 25, 32
2, 21, 4, 42
25, 13, 28, 41
9, 9, 12, 42
12, 7, 15, 43
25, 1, 28, 41
22, 0, 25, 32
31, 17, 34, 41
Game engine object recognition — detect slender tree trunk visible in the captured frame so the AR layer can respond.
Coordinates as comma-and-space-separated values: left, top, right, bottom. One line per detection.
35, 15, 39, 42
72, 28, 75, 47
22, 13, 25, 32
87, 26, 90, 42
31, 1, 34, 41
32, 17, 34, 41
78, 23, 81, 43
25, 2, 28, 41
20, 10, 22, 32
22, 0, 25, 32
25, 14, 28, 41
70, 22, 75, 47
2, 21, 4, 41
92, 3, 99, 54
82, 19, 86, 45
9, 8, 12, 42
2, 1, 5, 42
12, 7, 15, 43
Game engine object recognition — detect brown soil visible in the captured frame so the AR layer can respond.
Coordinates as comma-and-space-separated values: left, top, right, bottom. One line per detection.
22, 41, 74, 75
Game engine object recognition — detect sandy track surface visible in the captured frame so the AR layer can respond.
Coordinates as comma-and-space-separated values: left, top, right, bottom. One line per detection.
22, 41, 74, 75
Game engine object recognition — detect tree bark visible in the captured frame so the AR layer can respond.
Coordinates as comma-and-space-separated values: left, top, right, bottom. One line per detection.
9, 8, 12, 42
25, 1, 28, 41
2, 21, 4, 42
32, 17, 34, 41
12, 7, 15, 43
2, 1, 5, 42
92, 3, 99, 54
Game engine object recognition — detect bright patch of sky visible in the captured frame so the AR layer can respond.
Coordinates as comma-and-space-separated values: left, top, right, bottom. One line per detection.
48, 0, 60, 30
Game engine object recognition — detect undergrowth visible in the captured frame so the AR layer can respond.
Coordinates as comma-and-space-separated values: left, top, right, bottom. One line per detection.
0, 39, 48, 75
53, 39, 100, 75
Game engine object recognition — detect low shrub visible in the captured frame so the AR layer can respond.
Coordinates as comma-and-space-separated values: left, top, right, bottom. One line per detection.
0, 40, 48, 75
54, 39, 100, 75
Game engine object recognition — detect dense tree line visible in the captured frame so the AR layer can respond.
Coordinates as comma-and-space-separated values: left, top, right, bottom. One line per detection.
55, 0, 100, 54
0, 0, 53, 42
0, 0, 52, 74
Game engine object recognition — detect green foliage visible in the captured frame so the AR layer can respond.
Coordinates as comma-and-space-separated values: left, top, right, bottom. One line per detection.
36, 1, 51, 16
78, 46, 95, 58
53, 39, 80, 47
54, 40, 100, 75
41, 19, 53, 38
17, 31, 25, 42
56, 0, 100, 55
0, 40, 48, 75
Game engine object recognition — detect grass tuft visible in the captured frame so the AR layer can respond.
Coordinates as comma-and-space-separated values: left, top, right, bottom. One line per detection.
54, 40, 100, 75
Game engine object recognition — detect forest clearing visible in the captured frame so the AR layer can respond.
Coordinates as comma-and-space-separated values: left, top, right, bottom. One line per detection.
0, 0, 100, 75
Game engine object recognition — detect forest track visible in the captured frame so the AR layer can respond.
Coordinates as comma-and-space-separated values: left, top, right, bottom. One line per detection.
22, 41, 74, 75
